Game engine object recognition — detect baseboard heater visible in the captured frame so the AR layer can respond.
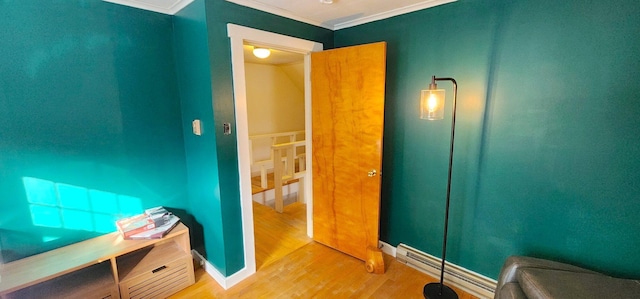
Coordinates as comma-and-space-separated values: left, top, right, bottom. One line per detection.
395, 243, 496, 299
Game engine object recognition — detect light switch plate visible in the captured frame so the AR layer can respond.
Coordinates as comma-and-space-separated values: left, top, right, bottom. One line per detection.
192, 119, 202, 136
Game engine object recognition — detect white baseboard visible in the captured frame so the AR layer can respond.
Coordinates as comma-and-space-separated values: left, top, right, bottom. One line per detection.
379, 240, 397, 257
391, 243, 496, 299
191, 249, 254, 290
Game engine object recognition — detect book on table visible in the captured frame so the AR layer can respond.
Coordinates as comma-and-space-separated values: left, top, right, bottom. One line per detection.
126, 215, 181, 240
116, 214, 156, 238
115, 206, 174, 238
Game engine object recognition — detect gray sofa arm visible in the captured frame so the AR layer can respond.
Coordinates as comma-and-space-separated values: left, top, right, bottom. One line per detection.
494, 256, 599, 299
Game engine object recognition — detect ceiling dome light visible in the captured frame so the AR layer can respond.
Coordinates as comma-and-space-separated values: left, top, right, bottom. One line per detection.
320, 0, 333, 4
253, 47, 271, 59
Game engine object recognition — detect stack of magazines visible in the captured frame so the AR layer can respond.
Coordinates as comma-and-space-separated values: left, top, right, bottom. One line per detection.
116, 206, 181, 240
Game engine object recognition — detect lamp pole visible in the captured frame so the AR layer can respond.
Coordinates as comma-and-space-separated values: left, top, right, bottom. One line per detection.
423, 77, 459, 299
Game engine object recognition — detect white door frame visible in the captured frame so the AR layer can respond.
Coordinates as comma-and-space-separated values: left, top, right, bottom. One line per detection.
225, 23, 323, 288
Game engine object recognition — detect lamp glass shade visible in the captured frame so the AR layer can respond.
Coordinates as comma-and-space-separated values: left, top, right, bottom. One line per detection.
253, 47, 271, 59
420, 89, 445, 120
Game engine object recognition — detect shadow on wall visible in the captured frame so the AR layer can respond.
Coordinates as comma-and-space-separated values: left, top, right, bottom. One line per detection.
166, 207, 205, 258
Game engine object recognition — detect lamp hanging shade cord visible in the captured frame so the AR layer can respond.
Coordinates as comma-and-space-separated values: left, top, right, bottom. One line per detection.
423, 77, 459, 299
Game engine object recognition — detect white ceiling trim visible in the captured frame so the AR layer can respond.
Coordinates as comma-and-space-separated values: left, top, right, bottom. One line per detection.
333, 0, 456, 30
103, 0, 194, 15
226, 0, 456, 31
226, 0, 333, 30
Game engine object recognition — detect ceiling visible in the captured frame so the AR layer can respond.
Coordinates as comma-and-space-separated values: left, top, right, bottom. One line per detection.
103, 0, 194, 14
103, 0, 456, 30
227, 0, 456, 30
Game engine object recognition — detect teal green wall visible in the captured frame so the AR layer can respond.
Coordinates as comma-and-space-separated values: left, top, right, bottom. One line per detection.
335, 0, 640, 278
0, 1, 187, 262
173, 0, 227, 273
9, 0, 634, 284
172, 0, 333, 276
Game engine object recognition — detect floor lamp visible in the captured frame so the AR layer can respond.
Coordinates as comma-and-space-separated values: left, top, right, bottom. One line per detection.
420, 75, 459, 299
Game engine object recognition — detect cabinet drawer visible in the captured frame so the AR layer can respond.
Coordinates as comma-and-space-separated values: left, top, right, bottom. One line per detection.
117, 240, 195, 299
119, 253, 194, 299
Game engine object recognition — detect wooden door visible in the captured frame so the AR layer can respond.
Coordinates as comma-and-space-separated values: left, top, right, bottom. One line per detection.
311, 42, 386, 272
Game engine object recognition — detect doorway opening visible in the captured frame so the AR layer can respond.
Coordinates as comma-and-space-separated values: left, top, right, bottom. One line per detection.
242, 42, 310, 269
227, 24, 323, 283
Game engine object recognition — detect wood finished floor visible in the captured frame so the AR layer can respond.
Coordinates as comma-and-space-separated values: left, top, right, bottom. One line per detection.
252, 201, 310, 270
170, 201, 479, 299
251, 172, 298, 195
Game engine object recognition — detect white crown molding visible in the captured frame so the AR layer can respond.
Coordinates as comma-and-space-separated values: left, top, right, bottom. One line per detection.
333, 0, 456, 30
104, 0, 455, 28
103, 0, 194, 15
226, 0, 333, 30
226, 0, 455, 31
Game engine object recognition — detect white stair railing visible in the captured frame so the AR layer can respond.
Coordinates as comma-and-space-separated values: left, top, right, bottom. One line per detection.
249, 130, 305, 189
272, 141, 306, 213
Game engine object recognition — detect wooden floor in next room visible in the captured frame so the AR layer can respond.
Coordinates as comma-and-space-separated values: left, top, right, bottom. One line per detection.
170, 195, 479, 298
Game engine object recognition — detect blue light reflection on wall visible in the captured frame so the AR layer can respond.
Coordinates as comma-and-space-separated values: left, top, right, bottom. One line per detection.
22, 177, 143, 235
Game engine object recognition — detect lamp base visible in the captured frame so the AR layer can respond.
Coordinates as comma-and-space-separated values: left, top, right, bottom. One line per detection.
423, 283, 458, 299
